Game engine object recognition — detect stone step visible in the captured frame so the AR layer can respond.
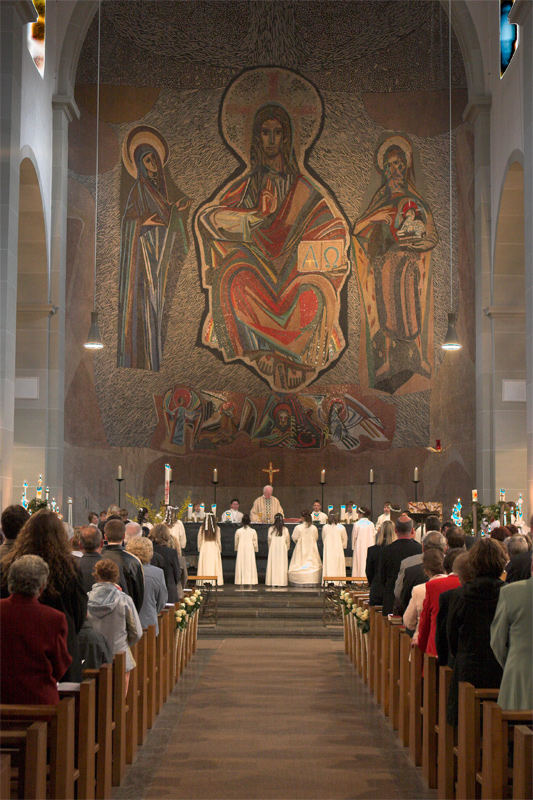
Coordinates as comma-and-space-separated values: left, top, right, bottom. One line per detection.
199, 620, 343, 638
215, 606, 323, 619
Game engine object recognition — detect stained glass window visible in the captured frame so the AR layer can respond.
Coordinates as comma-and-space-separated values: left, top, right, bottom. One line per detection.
500, 0, 518, 76
27, 0, 45, 77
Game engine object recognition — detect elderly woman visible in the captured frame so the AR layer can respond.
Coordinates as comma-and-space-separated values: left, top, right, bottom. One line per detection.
0, 555, 71, 704
126, 536, 168, 633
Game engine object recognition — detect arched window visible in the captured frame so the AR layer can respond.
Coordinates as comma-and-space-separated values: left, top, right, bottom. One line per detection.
26, 0, 45, 77
500, 0, 518, 76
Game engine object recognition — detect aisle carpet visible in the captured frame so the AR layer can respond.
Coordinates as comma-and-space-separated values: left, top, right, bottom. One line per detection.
113, 638, 434, 800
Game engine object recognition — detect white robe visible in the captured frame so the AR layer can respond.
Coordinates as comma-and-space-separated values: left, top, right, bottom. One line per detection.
265, 526, 290, 586
250, 495, 284, 524
311, 511, 328, 525
197, 526, 224, 586
322, 523, 347, 583
288, 524, 322, 585
352, 518, 376, 577
169, 519, 186, 551
234, 526, 258, 584
221, 508, 244, 524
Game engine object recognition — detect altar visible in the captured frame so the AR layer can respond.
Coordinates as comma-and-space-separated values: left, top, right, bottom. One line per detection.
182, 522, 351, 581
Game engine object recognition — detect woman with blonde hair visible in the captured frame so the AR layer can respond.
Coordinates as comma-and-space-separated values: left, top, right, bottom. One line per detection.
197, 513, 224, 586
126, 537, 167, 632
149, 523, 180, 602
365, 519, 395, 605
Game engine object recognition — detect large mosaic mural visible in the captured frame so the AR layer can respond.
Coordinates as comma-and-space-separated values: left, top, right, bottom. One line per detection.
152, 383, 393, 454
195, 68, 351, 391
65, 1, 475, 510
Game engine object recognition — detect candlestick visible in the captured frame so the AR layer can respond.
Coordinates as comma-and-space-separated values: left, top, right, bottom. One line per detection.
164, 464, 171, 506
369, 468, 375, 484
116, 477, 124, 506
213, 467, 218, 484
117, 464, 122, 480
320, 469, 326, 484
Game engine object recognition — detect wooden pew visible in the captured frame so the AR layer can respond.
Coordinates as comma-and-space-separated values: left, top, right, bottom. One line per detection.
125, 644, 138, 765
82, 663, 113, 800
373, 611, 383, 703
455, 682, 499, 799
58, 679, 97, 799
167, 604, 177, 691
479, 702, 533, 799
368, 606, 382, 692
361, 600, 370, 683
145, 625, 157, 728
155, 612, 164, 713
437, 666, 454, 800
0, 721, 47, 799
380, 616, 391, 715
408, 644, 423, 766
512, 725, 533, 799
422, 653, 438, 789
0, 697, 75, 799
388, 621, 403, 730
0, 754, 10, 800
136, 634, 148, 747
398, 630, 411, 747
112, 652, 127, 787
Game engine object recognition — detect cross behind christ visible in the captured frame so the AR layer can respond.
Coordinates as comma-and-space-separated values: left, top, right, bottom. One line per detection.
262, 461, 280, 484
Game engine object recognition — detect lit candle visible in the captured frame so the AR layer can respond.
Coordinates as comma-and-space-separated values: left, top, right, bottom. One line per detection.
320, 469, 326, 484
472, 489, 478, 503
117, 465, 122, 480
45, 486, 50, 502
499, 488, 505, 502
413, 467, 419, 482
67, 497, 73, 526
164, 463, 171, 505
36, 474, 43, 500
369, 468, 375, 484
213, 468, 218, 483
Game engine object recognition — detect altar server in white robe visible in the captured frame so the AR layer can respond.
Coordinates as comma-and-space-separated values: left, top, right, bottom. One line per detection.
311, 500, 328, 525
169, 517, 186, 551
266, 513, 291, 587
250, 485, 284, 525
322, 514, 347, 583
288, 511, 322, 585
234, 514, 258, 585
221, 498, 243, 524
197, 513, 224, 586
352, 507, 376, 578
376, 502, 392, 533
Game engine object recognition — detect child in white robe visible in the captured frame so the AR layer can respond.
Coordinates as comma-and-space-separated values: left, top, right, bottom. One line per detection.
265, 513, 290, 586
234, 514, 258, 585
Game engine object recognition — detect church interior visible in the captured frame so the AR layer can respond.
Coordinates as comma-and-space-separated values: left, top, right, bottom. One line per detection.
0, 0, 532, 798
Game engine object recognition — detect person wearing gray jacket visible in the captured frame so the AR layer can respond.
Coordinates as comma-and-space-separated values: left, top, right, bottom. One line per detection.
87, 558, 143, 694
126, 537, 168, 634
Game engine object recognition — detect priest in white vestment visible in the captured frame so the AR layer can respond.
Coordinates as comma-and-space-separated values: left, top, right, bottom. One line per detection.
250, 485, 284, 525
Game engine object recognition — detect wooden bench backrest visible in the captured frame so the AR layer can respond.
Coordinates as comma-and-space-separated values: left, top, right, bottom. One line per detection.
0, 720, 47, 799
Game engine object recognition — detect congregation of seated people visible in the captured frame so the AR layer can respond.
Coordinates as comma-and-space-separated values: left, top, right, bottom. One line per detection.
0, 502, 187, 705
365, 510, 533, 712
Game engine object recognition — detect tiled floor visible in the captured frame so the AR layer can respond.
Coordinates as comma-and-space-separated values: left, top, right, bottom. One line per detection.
113, 638, 435, 800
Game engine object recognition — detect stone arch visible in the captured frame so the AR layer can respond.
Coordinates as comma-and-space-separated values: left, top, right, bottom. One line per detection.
13, 157, 51, 503
491, 160, 526, 504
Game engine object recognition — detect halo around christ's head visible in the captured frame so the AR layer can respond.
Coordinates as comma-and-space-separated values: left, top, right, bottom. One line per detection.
122, 125, 169, 179
220, 67, 323, 166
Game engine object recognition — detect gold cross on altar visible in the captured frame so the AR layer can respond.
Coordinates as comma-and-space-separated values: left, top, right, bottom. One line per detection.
262, 461, 280, 484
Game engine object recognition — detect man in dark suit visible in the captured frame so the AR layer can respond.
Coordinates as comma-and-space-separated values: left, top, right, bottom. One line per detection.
505, 546, 532, 583
396, 530, 447, 615
379, 514, 421, 615
102, 519, 144, 611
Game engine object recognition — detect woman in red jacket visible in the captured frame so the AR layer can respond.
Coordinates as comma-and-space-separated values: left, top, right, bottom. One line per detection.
417, 548, 463, 657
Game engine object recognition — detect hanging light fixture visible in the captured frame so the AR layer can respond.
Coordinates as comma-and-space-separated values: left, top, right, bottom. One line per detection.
84, 0, 104, 351
441, 0, 462, 352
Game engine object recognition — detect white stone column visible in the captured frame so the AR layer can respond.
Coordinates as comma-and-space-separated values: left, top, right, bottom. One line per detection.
46, 94, 79, 507
464, 96, 493, 503
510, 0, 533, 516
0, 1, 36, 509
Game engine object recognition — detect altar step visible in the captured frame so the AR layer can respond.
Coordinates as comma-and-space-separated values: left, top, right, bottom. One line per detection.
198, 586, 342, 638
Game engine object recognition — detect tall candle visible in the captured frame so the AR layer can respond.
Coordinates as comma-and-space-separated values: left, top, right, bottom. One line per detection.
499, 488, 505, 502
36, 474, 43, 500
45, 486, 50, 502
67, 497, 73, 526
413, 466, 419, 482
472, 489, 478, 503
117, 465, 122, 480
164, 463, 171, 505
369, 468, 375, 484
213, 468, 218, 483
320, 469, 326, 484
